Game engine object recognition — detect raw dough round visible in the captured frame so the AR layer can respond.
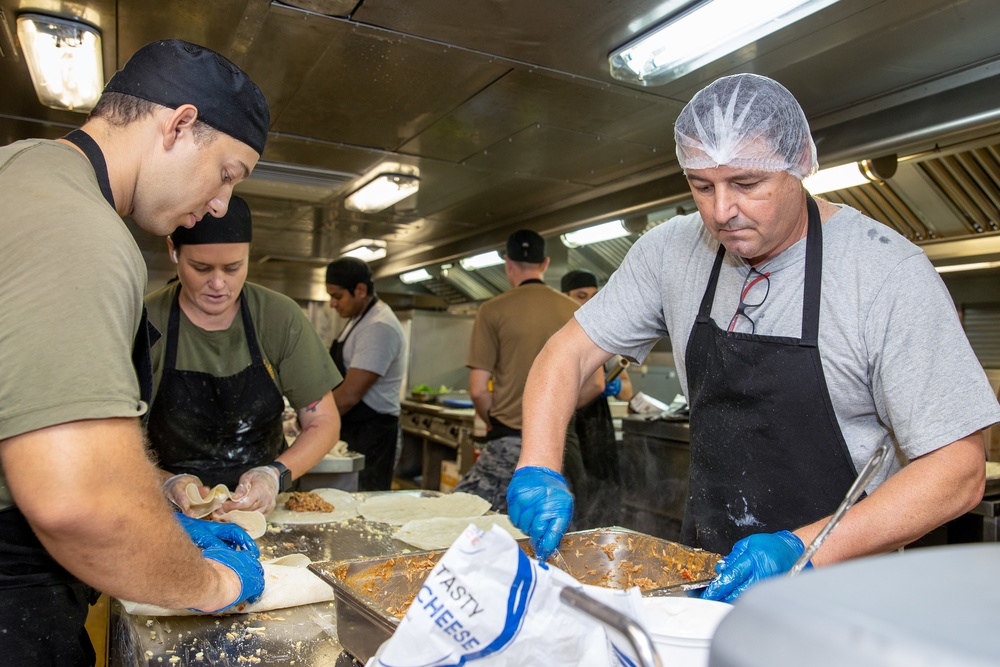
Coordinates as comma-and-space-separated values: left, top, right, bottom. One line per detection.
393, 515, 526, 550
358, 492, 490, 525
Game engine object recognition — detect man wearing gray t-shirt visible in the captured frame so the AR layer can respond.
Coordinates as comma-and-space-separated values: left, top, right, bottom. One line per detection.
506, 73, 1000, 603
326, 257, 406, 491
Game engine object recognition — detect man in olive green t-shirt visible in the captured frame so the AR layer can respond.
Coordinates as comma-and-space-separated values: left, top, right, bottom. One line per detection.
454, 230, 603, 512
0, 40, 270, 665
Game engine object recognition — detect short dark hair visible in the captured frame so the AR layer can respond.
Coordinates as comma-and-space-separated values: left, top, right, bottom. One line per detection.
90, 92, 219, 146
326, 257, 374, 294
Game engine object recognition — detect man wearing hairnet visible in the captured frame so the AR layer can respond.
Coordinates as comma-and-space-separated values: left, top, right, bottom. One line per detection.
507, 74, 1000, 602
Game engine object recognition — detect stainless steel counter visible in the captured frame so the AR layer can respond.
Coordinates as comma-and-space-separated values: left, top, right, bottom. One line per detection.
110, 493, 436, 667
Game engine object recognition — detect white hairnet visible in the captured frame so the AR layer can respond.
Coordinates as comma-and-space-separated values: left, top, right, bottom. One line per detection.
674, 73, 818, 179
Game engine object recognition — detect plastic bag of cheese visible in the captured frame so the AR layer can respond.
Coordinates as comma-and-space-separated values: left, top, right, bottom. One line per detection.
367, 523, 647, 667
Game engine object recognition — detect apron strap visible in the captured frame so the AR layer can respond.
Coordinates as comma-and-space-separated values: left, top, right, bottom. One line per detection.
697, 245, 727, 322
63, 129, 115, 209
800, 196, 823, 347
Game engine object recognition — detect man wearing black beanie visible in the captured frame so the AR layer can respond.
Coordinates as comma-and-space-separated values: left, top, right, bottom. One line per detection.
326, 257, 406, 491
0, 39, 270, 664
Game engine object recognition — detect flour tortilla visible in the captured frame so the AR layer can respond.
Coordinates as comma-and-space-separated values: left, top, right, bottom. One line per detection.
184, 483, 233, 518
119, 554, 333, 616
358, 492, 490, 526
393, 515, 526, 550
266, 488, 359, 525
216, 509, 267, 539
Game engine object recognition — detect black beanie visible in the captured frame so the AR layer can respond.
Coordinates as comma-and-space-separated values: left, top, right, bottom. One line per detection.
103, 39, 269, 155
170, 196, 252, 247
561, 269, 599, 293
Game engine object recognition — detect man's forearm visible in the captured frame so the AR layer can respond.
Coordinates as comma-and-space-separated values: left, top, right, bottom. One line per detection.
795, 433, 986, 565
520, 322, 609, 470
1, 418, 242, 611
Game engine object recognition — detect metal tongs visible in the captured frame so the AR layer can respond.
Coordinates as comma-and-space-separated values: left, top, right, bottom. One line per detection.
788, 441, 892, 576
559, 586, 663, 667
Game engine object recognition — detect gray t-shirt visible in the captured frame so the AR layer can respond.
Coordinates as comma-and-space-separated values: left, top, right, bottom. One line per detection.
577, 204, 1000, 489
337, 299, 405, 416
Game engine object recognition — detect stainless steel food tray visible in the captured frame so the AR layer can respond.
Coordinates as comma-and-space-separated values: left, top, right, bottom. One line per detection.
308, 527, 719, 664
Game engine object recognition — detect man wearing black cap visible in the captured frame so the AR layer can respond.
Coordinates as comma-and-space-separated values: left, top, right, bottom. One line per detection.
454, 230, 603, 512
0, 39, 270, 664
325, 257, 406, 491
144, 196, 342, 516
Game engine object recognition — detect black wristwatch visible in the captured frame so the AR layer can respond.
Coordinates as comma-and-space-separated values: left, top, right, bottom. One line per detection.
269, 461, 293, 492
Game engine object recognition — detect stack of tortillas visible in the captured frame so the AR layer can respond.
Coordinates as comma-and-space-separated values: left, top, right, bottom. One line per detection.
183, 483, 267, 539
357, 492, 525, 550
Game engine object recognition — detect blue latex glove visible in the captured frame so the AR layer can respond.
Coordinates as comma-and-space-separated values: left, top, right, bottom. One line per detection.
200, 545, 265, 612
175, 513, 265, 612
175, 513, 261, 557
601, 377, 622, 398
701, 530, 809, 603
506, 466, 573, 562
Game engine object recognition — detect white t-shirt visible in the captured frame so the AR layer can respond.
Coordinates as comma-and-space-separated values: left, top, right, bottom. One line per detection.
577, 204, 1000, 490
337, 299, 405, 416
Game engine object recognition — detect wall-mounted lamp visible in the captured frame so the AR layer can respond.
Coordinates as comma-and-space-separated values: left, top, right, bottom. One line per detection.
399, 268, 433, 284
803, 155, 897, 195
344, 171, 419, 213
341, 238, 387, 262
561, 220, 631, 248
17, 13, 103, 111
609, 0, 840, 86
459, 251, 504, 271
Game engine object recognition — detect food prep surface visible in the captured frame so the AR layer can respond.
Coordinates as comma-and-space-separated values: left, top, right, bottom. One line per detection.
110, 492, 436, 667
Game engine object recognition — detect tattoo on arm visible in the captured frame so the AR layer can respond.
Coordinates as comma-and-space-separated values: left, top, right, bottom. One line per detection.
303, 400, 321, 413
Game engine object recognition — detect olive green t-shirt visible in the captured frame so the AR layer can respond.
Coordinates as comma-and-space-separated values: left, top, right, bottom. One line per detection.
0, 140, 147, 510
144, 282, 341, 410
467, 282, 579, 430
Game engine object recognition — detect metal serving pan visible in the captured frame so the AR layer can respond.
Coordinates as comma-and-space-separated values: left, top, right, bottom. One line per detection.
308, 528, 719, 664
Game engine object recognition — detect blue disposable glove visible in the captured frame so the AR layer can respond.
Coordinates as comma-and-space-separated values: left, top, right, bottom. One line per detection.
701, 530, 809, 603
175, 513, 265, 613
601, 377, 622, 398
200, 544, 266, 612
506, 466, 573, 562
175, 513, 261, 556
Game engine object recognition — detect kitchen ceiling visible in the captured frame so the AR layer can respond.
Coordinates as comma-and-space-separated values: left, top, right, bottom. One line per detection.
2, 0, 1000, 303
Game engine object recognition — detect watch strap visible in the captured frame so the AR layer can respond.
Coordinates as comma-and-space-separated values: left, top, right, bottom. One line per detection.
269, 461, 292, 492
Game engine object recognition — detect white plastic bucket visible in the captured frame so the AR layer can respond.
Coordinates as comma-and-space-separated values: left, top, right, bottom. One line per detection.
640, 597, 733, 667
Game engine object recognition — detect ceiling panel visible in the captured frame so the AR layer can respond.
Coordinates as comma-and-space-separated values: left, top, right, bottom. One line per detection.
3, 0, 1000, 298
464, 124, 663, 186
398, 69, 655, 162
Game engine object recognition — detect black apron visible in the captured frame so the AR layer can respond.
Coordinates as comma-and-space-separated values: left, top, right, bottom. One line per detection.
146, 288, 286, 489
681, 196, 859, 554
0, 129, 156, 665
573, 394, 622, 528
330, 297, 399, 491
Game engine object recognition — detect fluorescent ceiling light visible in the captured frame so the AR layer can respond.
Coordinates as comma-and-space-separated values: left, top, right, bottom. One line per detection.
609, 0, 840, 86
344, 172, 419, 213
341, 238, 387, 262
803, 162, 872, 195
459, 251, 504, 271
561, 220, 630, 248
17, 14, 103, 111
935, 261, 1000, 274
400, 268, 433, 284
